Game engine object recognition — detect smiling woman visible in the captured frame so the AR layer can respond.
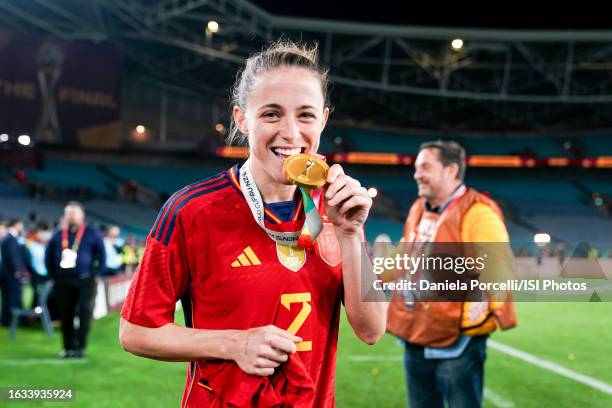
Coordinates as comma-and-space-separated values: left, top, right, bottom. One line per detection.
228, 42, 331, 202
119, 40, 386, 408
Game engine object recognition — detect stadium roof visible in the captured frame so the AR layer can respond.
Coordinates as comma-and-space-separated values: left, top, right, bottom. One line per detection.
251, 1, 611, 29
1, 0, 612, 134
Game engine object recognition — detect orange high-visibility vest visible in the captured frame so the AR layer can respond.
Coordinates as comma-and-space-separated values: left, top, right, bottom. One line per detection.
386, 188, 517, 348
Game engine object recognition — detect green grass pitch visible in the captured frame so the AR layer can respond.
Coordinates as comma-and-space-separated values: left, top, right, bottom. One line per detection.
1, 303, 611, 407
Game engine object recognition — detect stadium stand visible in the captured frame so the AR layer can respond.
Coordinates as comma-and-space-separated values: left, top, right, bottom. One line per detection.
322, 130, 612, 157
2, 149, 610, 254
23, 160, 115, 197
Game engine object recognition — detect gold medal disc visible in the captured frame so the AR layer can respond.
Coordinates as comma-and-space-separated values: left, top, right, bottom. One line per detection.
283, 154, 329, 189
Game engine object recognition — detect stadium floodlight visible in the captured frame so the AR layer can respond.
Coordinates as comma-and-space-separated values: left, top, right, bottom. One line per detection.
451, 38, 464, 50
207, 21, 220, 33
0, 133, 8, 142
367, 187, 378, 198
534, 233, 551, 245
136, 125, 146, 134
17, 134, 31, 146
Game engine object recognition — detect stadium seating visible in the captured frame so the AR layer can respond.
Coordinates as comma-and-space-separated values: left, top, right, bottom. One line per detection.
521, 214, 612, 244
322, 129, 612, 157
24, 160, 114, 196
3, 148, 610, 251
99, 163, 224, 195
0, 183, 29, 198
0, 197, 151, 237
21, 159, 225, 197
0, 197, 65, 225
364, 218, 404, 242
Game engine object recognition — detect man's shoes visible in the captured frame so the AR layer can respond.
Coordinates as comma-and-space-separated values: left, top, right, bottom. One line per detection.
73, 349, 85, 358
59, 350, 75, 359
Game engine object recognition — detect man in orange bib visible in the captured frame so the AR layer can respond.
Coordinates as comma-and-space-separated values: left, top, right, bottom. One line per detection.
387, 141, 517, 408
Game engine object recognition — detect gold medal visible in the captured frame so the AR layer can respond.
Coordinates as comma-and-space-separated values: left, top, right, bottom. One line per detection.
283, 154, 329, 189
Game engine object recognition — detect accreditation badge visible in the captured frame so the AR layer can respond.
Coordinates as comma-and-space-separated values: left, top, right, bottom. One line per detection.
60, 248, 77, 269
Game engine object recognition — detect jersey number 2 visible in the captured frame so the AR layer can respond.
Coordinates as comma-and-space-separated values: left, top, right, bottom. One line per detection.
280, 292, 312, 351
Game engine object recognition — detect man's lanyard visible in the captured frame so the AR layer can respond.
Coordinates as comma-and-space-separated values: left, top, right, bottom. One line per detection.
239, 159, 322, 247
424, 185, 467, 215
409, 185, 467, 246
61, 223, 86, 252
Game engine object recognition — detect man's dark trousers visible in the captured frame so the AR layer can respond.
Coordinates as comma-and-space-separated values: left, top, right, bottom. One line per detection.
53, 275, 97, 351
0, 275, 22, 326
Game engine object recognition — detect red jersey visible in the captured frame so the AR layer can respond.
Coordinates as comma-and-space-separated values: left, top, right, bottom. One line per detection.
121, 165, 343, 408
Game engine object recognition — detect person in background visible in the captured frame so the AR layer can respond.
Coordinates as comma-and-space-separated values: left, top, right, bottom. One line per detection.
27, 221, 52, 309
103, 225, 125, 276
0, 218, 6, 263
387, 141, 517, 408
27, 211, 38, 231
1, 219, 26, 327
45, 202, 106, 358
121, 234, 137, 272
554, 242, 567, 264
135, 240, 145, 265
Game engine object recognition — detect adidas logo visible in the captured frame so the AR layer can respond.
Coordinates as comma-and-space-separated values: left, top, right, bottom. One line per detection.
231, 246, 262, 267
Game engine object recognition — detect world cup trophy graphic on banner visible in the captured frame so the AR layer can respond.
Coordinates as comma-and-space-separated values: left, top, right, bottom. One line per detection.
35, 40, 64, 143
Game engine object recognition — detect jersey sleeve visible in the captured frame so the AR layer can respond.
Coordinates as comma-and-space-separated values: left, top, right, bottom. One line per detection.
461, 202, 515, 287
121, 209, 190, 328
461, 202, 509, 243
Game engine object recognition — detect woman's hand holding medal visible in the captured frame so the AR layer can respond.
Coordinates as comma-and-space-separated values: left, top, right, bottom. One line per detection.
324, 164, 372, 238
283, 153, 371, 238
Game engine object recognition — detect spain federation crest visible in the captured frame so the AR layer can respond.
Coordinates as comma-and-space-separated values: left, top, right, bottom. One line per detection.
276, 243, 306, 272
316, 222, 341, 267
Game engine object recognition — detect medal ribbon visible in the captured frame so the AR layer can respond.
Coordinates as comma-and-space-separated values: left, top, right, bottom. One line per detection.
239, 160, 323, 248
61, 223, 86, 252
296, 187, 323, 248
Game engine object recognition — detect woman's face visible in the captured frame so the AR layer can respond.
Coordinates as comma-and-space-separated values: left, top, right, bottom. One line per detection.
234, 66, 329, 185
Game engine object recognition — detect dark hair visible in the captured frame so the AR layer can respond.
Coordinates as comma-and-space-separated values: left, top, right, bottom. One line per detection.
36, 220, 50, 230
7, 218, 22, 228
419, 140, 466, 181
227, 40, 330, 146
